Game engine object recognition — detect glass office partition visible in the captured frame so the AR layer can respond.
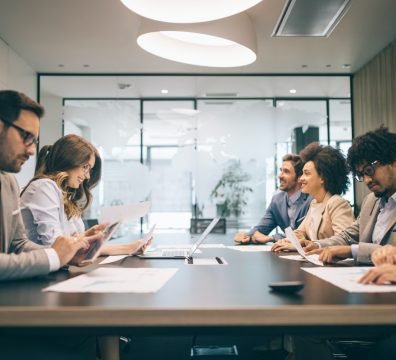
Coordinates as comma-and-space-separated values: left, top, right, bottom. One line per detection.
142, 100, 195, 229
39, 74, 352, 231
63, 100, 145, 231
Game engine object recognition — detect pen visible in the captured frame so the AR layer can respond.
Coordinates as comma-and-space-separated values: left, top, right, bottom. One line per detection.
215, 257, 223, 264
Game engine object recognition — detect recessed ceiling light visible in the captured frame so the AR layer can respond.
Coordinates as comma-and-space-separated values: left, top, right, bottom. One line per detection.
161, 89, 169, 94
342, 64, 351, 68
289, 89, 297, 94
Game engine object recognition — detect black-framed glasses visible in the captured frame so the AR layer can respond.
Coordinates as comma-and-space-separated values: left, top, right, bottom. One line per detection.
354, 160, 380, 182
0, 118, 38, 146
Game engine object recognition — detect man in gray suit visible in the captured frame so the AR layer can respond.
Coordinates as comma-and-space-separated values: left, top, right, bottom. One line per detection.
0, 90, 97, 281
234, 154, 312, 244
305, 127, 396, 264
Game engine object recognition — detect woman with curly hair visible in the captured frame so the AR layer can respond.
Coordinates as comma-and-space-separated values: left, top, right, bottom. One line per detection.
272, 142, 354, 252
20, 134, 147, 257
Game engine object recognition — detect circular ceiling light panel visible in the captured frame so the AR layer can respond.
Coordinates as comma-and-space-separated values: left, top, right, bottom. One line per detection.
137, 14, 257, 67
120, 0, 262, 23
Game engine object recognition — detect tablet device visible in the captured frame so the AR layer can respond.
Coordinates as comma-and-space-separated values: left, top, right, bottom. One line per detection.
79, 221, 121, 265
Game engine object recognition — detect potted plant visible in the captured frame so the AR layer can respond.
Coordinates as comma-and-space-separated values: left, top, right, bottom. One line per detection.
210, 160, 253, 220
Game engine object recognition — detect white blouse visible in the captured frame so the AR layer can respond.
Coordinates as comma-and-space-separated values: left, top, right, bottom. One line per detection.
20, 178, 84, 245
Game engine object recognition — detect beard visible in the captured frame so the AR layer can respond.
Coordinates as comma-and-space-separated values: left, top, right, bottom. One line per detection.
374, 190, 388, 198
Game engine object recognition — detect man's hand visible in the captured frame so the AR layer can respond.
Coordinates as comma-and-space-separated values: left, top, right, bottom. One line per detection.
52, 232, 103, 267
251, 231, 274, 244
303, 241, 319, 253
372, 245, 396, 266
271, 239, 295, 252
317, 245, 352, 264
234, 232, 251, 244
359, 264, 396, 285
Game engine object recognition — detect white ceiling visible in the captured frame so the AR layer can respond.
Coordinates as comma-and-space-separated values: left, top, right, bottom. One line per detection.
0, 0, 395, 97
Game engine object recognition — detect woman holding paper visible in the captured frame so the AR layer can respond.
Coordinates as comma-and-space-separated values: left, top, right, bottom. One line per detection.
272, 143, 354, 252
20, 134, 148, 256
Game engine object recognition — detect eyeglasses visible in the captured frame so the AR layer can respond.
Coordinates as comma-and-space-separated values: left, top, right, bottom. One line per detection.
354, 160, 380, 182
0, 118, 38, 146
81, 163, 93, 175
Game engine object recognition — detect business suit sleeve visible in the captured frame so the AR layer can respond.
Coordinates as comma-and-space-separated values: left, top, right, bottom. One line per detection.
248, 197, 281, 238
0, 173, 51, 281
317, 215, 360, 248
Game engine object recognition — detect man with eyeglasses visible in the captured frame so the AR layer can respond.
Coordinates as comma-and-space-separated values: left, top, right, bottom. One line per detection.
0, 90, 100, 281
304, 127, 396, 264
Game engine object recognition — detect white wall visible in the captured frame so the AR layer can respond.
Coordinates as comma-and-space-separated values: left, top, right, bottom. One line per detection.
0, 38, 37, 188
39, 92, 63, 147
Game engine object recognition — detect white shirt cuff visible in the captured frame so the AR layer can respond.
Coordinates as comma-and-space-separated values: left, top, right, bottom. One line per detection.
44, 248, 61, 272
314, 241, 322, 248
351, 244, 358, 260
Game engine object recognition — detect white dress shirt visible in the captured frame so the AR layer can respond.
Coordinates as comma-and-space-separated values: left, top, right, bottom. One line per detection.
20, 178, 85, 246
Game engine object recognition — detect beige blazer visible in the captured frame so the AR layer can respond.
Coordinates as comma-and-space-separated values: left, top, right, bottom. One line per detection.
318, 192, 396, 264
294, 193, 354, 242
0, 171, 50, 281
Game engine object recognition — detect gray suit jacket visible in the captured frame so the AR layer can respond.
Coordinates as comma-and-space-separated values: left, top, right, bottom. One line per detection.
318, 192, 396, 264
0, 171, 50, 281
248, 191, 312, 240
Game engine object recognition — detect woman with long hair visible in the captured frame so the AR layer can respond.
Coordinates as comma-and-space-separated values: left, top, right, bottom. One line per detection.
272, 142, 354, 252
21, 134, 147, 257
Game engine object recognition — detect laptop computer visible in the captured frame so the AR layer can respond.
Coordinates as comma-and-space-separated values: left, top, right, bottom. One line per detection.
138, 217, 220, 259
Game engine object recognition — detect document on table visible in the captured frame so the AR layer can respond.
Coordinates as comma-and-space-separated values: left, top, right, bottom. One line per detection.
227, 245, 272, 252
302, 267, 396, 293
279, 254, 306, 261
99, 255, 128, 264
43, 268, 178, 293
285, 227, 323, 266
99, 201, 151, 224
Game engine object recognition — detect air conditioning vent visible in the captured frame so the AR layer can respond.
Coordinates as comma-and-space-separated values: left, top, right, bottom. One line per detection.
273, 0, 351, 37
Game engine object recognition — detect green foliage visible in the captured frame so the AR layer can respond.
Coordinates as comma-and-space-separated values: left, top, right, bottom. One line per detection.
210, 160, 253, 218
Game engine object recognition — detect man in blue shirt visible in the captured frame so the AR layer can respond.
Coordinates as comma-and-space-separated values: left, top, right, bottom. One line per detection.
234, 154, 312, 244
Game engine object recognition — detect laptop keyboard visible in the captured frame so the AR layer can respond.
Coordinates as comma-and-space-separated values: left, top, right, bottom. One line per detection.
161, 249, 188, 257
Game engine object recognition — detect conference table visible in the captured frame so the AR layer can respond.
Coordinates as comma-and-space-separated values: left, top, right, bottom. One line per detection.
1, 232, 396, 338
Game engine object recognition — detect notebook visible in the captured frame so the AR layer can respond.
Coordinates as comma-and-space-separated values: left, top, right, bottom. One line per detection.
138, 217, 220, 259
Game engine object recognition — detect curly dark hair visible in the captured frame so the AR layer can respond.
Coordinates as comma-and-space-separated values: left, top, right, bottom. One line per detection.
282, 153, 303, 178
300, 142, 350, 195
347, 127, 396, 172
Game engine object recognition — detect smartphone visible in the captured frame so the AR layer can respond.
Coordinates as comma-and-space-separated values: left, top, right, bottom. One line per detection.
133, 224, 156, 255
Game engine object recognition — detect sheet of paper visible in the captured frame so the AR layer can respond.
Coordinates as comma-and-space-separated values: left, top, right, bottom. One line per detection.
285, 227, 323, 266
43, 268, 178, 293
279, 254, 306, 262
99, 255, 128, 265
184, 257, 228, 265
302, 267, 396, 293
99, 201, 151, 224
227, 245, 272, 252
